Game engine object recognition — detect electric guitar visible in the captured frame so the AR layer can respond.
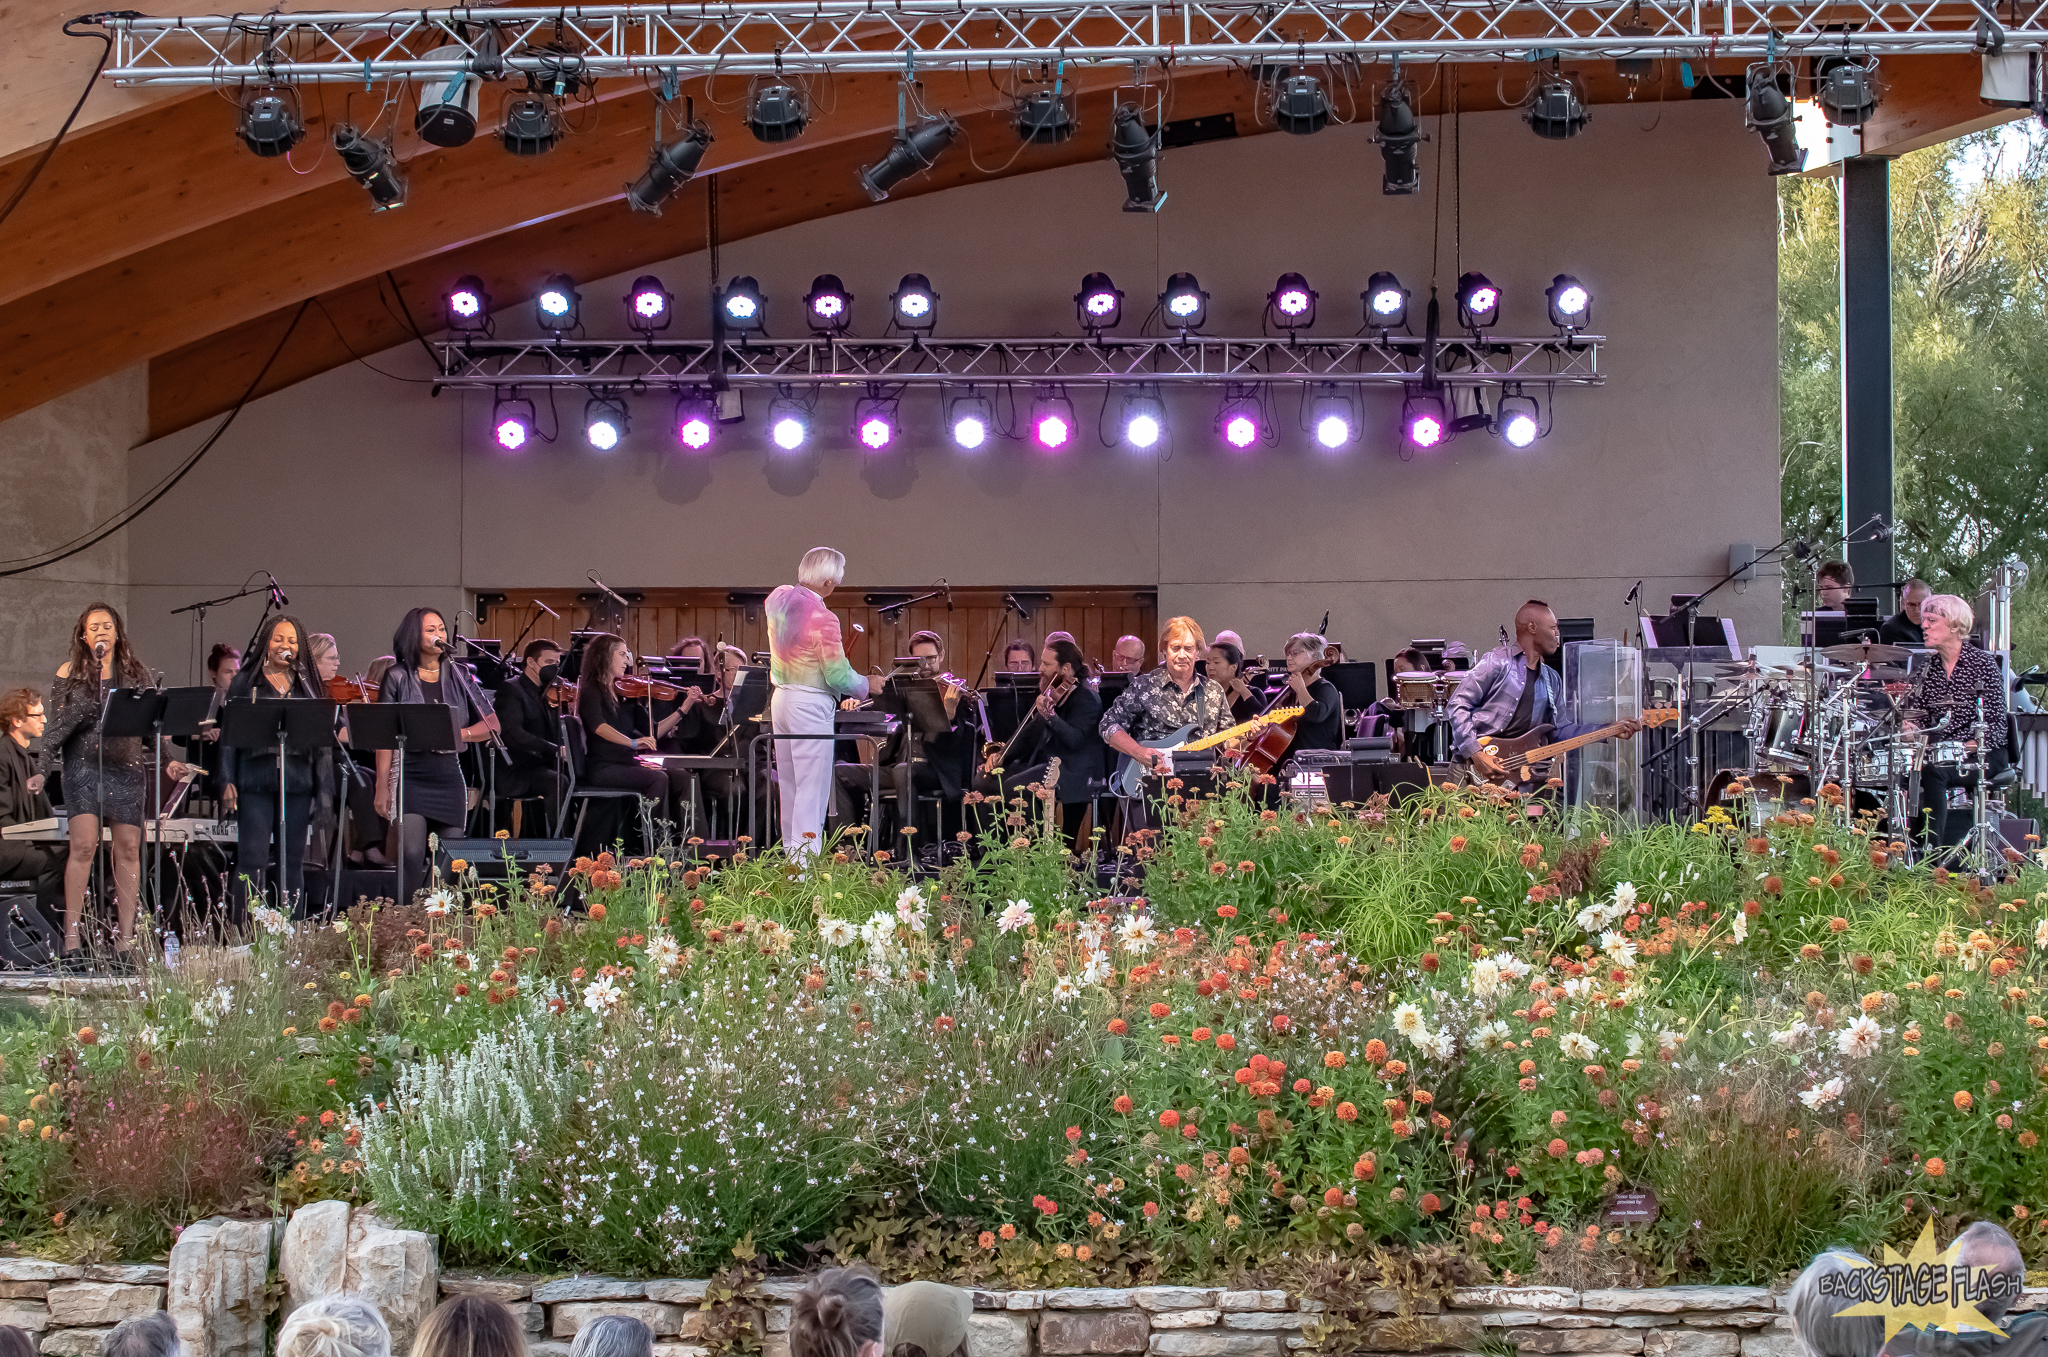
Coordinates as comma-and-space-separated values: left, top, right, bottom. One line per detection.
1111, 708, 1304, 798
1466, 708, 1679, 787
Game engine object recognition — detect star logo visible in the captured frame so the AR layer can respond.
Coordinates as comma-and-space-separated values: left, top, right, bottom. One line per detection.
1826, 1220, 2020, 1342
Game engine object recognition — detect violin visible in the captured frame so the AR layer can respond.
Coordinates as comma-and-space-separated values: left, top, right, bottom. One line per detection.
545, 678, 580, 707
615, 675, 682, 702
325, 676, 378, 704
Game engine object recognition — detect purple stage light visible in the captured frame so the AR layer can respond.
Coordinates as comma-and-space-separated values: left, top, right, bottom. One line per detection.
494, 417, 528, 450
859, 413, 896, 450
1223, 412, 1258, 449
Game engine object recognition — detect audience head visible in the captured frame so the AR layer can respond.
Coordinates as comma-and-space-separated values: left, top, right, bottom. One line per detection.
570, 1315, 654, 1357
882, 1282, 971, 1357
789, 1266, 884, 1357
1953, 1220, 2025, 1322
278, 1295, 392, 1357
1817, 561, 1854, 607
1784, 1250, 1885, 1357
0, 1324, 37, 1357
410, 1294, 525, 1357
104, 1311, 180, 1357
798, 547, 847, 596
1110, 635, 1145, 673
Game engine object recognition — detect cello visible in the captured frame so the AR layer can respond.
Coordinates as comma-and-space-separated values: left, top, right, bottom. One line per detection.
1231, 655, 1330, 774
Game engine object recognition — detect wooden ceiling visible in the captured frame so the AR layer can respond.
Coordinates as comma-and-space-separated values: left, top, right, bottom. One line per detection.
0, 18, 2004, 443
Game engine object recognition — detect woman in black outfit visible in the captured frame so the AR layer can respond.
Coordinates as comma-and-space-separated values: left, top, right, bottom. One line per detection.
575, 634, 684, 846
221, 615, 331, 914
42, 603, 196, 965
1205, 640, 1266, 726
374, 608, 500, 903
1276, 631, 1345, 764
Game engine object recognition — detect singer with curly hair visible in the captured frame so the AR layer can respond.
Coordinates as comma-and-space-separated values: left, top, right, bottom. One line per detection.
220, 614, 332, 914
374, 607, 500, 902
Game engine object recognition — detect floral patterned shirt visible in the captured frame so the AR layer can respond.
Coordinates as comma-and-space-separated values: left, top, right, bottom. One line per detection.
1908, 643, 2006, 744
1099, 667, 1230, 745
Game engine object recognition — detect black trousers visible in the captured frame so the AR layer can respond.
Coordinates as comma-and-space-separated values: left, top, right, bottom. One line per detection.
0, 841, 64, 922
498, 763, 569, 832
236, 789, 313, 914
1916, 750, 2010, 848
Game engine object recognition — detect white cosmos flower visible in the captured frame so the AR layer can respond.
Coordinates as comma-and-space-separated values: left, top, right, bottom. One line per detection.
1575, 900, 1628, 933
423, 889, 455, 916
1467, 959, 1502, 1000
1625, 1032, 1644, 1058
250, 905, 289, 936
1051, 975, 1081, 1003
644, 932, 681, 974
1494, 954, 1531, 983
860, 910, 897, 948
1838, 1014, 1882, 1059
1392, 1002, 1428, 1040
1614, 882, 1637, 909
1561, 976, 1596, 1000
582, 976, 622, 1014
2036, 917, 2048, 949
136, 1024, 163, 1048
895, 885, 928, 931
1770, 1019, 1812, 1049
1558, 1031, 1600, 1060
1657, 1028, 1685, 1056
1078, 918, 1109, 952
997, 900, 1034, 933
1798, 1076, 1846, 1110
1081, 951, 1113, 986
1473, 1020, 1512, 1051
1119, 914, 1161, 954
819, 918, 857, 948
1600, 931, 1638, 967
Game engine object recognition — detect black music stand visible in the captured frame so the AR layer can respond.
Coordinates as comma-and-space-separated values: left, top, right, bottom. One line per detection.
985, 674, 1039, 743
1320, 663, 1378, 724
103, 686, 216, 925
342, 703, 458, 908
220, 698, 339, 914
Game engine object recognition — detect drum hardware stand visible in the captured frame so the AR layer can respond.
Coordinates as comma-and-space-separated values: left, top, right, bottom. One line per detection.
1962, 695, 2002, 883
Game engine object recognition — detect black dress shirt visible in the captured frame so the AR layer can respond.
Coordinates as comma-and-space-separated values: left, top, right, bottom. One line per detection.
0, 740, 51, 826
1878, 610, 1925, 646
1280, 676, 1344, 763
495, 674, 561, 770
1022, 683, 1105, 802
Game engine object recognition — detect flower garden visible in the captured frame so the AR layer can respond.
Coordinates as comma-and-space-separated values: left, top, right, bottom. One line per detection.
3, 775, 2047, 1302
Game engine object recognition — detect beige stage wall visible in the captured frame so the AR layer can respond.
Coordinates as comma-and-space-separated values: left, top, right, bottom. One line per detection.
99, 99, 1781, 688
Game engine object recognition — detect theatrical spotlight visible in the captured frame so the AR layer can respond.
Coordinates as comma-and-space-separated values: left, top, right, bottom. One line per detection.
804, 275, 854, 335
1268, 273, 1317, 330
627, 276, 673, 335
1111, 103, 1166, 213
1016, 88, 1077, 144
333, 124, 405, 209
1817, 56, 1880, 126
891, 274, 939, 334
1401, 387, 1448, 450
445, 276, 492, 334
626, 121, 713, 215
1077, 273, 1124, 335
1363, 273, 1410, 333
855, 395, 900, 451
584, 395, 629, 451
1746, 66, 1805, 174
1310, 386, 1356, 449
1031, 390, 1076, 451
238, 87, 304, 157
492, 396, 536, 451
501, 95, 562, 155
1456, 272, 1500, 332
1121, 388, 1166, 450
1162, 273, 1210, 332
1524, 70, 1590, 139
1374, 79, 1423, 195
719, 277, 766, 333
860, 114, 959, 202
746, 80, 810, 142
675, 392, 718, 451
536, 274, 581, 335
1271, 72, 1331, 135
1216, 392, 1262, 450
1495, 388, 1542, 448
949, 392, 993, 450
767, 388, 812, 450
1546, 274, 1591, 332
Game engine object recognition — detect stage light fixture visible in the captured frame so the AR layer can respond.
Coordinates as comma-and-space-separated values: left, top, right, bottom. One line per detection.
1374, 80, 1422, 194
949, 392, 993, 449
891, 274, 939, 334
856, 397, 900, 451
1077, 273, 1124, 335
1271, 72, 1331, 135
1311, 386, 1355, 449
492, 396, 536, 451
1546, 274, 1591, 332
1524, 71, 1590, 139
1121, 388, 1167, 450
626, 121, 713, 214
1745, 67, 1806, 174
746, 81, 810, 142
720, 276, 766, 333
625, 275, 672, 335
1268, 273, 1318, 330
1817, 56, 1880, 126
501, 95, 562, 155
333, 124, 405, 209
1495, 389, 1542, 448
675, 393, 718, 451
1363, 272, 1410, 332
804, 275, 854, 334
535, 274, 581, 334
1031, 391, 1076, 451
767, 389, 811, 450
860, 114, 959, 201
414, 45, 481, 147
1162, 273, 1210, 332
584, 395, 629, 451
1456, 272, 1500, 332
1216, 392, 1262, 450
1401, 387, 1448, 450
445, 276, 492, 333
1016, 88, 1077, 144
1111, 103, 1167, 213
238, 87, 304, 157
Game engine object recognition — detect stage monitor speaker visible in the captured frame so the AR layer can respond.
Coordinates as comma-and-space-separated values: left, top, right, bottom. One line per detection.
435, 838, 575, 881
1320, 763, 1428, 806
0, 895, 59, 969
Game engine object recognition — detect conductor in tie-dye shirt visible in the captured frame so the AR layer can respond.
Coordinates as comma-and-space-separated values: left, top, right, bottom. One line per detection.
766, 547, 870, 860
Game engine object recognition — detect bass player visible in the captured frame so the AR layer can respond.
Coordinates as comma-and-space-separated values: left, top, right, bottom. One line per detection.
1448, 600, 1642, 784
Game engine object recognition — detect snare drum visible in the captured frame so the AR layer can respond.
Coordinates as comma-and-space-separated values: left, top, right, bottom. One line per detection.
1926, 741, 1968, 768
1760, 704, 1810, 769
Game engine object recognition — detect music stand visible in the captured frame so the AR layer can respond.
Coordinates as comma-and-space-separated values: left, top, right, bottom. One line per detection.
1320, 663, 1378, 723
220, 698, 339, 914
103, 687, 215, 923
340, 703, 458, 908
985, 674, 1039, 743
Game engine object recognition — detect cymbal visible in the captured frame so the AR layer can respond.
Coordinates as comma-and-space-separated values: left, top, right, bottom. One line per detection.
1823, 641, 1915, 664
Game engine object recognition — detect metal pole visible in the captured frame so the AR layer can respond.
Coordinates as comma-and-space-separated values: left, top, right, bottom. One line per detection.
1840, 156, 1894, 607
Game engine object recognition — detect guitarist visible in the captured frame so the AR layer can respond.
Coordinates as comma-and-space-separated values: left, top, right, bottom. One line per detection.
1100, 617, 1232, 783
1448, 601, 1642, 785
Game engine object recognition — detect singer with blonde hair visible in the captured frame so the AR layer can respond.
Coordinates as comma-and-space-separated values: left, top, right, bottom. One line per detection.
276, 1295, 392, 1357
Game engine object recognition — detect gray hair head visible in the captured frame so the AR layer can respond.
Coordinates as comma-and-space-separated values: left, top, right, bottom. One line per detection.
1921, 593, 1974, 634
1954, 1221, 2026, 1322
1786, 1250, 1886, 1357
104, 1312, 180, 1357
797, 547, 847, 592
570, 1315, 655, 1357
277, 1295, 392, 1357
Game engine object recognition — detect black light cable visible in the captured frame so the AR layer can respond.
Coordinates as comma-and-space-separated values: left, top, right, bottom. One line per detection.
0, 15, 127, 234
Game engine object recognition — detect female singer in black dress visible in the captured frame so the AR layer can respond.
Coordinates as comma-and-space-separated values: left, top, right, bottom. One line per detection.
41, 603, 195, 965
575, 634, 685, 843
373, 608, 500, 901
221, 615, 331, 913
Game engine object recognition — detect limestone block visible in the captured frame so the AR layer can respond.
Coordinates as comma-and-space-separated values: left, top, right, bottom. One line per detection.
652, 1346, 711, 1357
1220, 1294, 1289, 1314
1292, 1301, 1324, 1315
1133, 1290, 1222, 1313
1739, 1325, 1804, 1357
1148, 1333, 1282, 1357
552, 1302, 691, 1339
1453, 1287, 1580, 1312
1040, 1310, 1151, 1353
168, 1216, 280, 1357
280, 1201, 352, 1315
758, 1280, 809, 1302
37, 1328, 111, 1356
46, 1284, 163, 1327
343, 1209, 440, 1353
1221, 1316, 1307, 1334
766, 1306, 791, 1334
0, 1285, 48, 1300
82, 1269, 167, 1287
441, 1275, 539, 1303
763, 1336, 792, 1357
1581, 1290, 1774, 1315
1359, 1316, 1482, 1351
514, 1302, 544, 1334
1150, 1312, 1222, 1331
647, 1280, 710, 1305
2016, 1288, 2048, 1313
527, 1343, 574, 1357
0, 1264, 81, 1284
1508, 1329, 1648, 1354
537, 1278, 651, 1303
1680, 1314, 1778, 1330
967, 1312, 1034, 1357
0, 1300, 49, 1333
1045, 1290, 1136, 1310
1644, 1331, 1740, 1357
1472, 1313, 1611, 1329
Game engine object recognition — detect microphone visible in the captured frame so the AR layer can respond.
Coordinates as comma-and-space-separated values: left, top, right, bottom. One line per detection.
851, 623, 866, 635
939, 579, 953, 611
93, 641, 107, 658
1624, 580, 1642, 611
1856, 514, 1892, 542
267, 572, 289, 606
1499, 625, 1511, 649
280, 648, 296, 664
535, 599, 560, 619
588, 572, 630, 608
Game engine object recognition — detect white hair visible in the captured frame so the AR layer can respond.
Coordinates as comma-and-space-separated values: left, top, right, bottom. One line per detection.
1785, 1251, 1885, 1357
798, 547, 847, 592
103, 1314, 181, 1357
1285, 632, 1327, 659
570, 1316, 654, 1357
277, 1296, 391, 1357
1920, 593, 1974, 633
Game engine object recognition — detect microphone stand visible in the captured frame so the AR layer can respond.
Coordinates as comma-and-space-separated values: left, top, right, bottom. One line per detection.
171, 578, 272, 685
446, 635, 511, 838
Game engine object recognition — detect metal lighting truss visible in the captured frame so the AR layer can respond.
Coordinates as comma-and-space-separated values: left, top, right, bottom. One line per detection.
433, 333, 1602, 391
94, 0, 2045, 86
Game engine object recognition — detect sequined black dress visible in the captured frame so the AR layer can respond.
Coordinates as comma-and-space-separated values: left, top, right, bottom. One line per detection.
39, 674, 147, 828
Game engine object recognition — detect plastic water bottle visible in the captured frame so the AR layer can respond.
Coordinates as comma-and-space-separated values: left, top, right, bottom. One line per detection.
163, 932, 181, 973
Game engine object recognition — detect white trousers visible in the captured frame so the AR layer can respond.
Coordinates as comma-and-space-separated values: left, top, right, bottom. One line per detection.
771, 685, 837, 861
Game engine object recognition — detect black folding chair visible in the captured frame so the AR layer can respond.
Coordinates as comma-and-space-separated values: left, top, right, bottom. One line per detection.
555, 713, 657, 851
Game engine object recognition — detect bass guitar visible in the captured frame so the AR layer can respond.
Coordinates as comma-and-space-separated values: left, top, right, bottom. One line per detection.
1466, 708, 1679, 787
1111, 707, 1304, 798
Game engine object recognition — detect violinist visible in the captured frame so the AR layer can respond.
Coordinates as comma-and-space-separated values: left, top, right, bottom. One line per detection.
1204, 641, 1264, 725
493, 639, 569, 832
1275, 632, 1345, 763
374, 608, 501, 900
574, 633, 690, 838
221, 615, 332, 913
890, 631, 982, 816
658, 637, 723, 755
978, 639, 1103, 852
308, 633, 387, 870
